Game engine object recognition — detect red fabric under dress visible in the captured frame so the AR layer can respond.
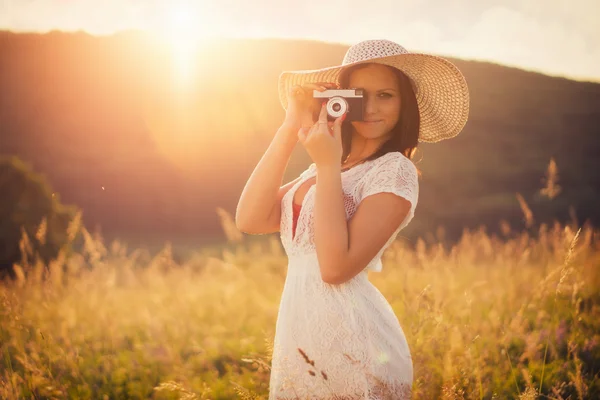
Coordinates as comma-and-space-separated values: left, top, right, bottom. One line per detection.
291, 201, 302, 239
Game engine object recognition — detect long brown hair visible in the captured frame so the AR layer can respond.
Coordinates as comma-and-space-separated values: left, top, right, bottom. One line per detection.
338, 63, 420, 163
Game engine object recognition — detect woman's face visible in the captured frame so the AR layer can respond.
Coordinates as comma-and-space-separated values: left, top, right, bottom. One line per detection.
347, 64, 401, 141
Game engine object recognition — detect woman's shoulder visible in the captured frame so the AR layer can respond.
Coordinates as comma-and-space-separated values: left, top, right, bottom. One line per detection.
371, 151, 417, 172
357, 151, 420, 202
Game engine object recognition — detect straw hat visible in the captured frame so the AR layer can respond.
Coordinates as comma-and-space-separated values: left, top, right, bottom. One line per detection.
278, 39, 470, 143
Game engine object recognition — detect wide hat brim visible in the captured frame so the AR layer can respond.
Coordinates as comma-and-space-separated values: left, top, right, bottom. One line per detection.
278, 52, 470, 143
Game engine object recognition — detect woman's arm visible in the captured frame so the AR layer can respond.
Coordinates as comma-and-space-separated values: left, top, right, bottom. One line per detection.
313, 164, 349, 280
235, 124, 299, 234
315, 155, 416, 284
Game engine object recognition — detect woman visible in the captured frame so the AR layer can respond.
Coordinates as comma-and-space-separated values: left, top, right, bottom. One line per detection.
236, 39, 469, 399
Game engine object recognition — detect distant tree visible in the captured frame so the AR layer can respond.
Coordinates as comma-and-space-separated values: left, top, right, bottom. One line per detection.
0, 155, 79, 279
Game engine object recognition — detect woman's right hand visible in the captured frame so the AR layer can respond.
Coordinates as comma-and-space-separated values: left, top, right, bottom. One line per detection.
283, 82, 339, 132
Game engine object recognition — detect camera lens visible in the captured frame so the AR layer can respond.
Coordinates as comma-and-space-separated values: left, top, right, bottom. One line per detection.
327, 97, 348, 118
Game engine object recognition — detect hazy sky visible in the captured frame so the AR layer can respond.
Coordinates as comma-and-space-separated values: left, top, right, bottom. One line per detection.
1, 0, 599, 82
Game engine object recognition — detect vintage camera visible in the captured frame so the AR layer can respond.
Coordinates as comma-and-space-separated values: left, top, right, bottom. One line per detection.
313, 88, 364, 121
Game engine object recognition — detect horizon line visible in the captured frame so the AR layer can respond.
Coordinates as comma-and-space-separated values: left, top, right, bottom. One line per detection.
1, 27, 599, 85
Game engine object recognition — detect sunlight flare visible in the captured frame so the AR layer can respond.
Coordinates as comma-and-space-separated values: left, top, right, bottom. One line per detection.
158, 2, 214, 84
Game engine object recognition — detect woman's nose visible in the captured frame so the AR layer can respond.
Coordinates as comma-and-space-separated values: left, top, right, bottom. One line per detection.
364, 96, 377, 114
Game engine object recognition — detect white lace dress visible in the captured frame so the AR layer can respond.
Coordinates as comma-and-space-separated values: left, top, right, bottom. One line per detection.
268, 151, 419, 399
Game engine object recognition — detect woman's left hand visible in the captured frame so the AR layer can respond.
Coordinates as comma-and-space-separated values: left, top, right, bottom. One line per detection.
298, 102, 346, 169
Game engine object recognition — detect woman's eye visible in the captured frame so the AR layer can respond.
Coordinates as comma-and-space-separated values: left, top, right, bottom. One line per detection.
378, 93, 392, 98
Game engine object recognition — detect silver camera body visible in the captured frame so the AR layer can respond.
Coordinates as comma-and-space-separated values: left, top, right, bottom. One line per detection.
313, 88, 364, 121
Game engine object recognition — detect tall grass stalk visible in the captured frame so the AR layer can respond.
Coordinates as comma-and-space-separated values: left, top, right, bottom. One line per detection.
0, 211, 598, 399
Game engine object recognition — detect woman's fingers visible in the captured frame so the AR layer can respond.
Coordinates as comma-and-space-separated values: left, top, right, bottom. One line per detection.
327, 120, 335, 133
318, 101, 328, 123
290, 82, 337, 94
315, 102, 334, 136
288, 82, 337, 103
297, 126, 309, 142
287, 82, 338, 127
315, 82, 338, 88
303, 82, 338, 91
302, 83, 327, 92
288, 85, 305, 99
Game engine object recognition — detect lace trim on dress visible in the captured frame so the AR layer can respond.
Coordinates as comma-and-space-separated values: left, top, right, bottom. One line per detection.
271, 153, 417, 398
280, 152, 419, 272
271, 379, 412, 399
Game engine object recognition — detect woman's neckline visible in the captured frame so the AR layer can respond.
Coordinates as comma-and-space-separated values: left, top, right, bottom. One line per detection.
293, 160, 370, 207
307, 151, 406, 179
293, 154, 396, 208
308, 158, 372, 175
341, 162, 366, 173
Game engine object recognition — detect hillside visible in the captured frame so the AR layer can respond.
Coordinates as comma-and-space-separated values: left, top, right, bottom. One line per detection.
1, 30, 599, 246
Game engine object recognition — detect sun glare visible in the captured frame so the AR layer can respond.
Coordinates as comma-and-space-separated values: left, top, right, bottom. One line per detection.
159, 3, 213, 85
141, 2, 224, 170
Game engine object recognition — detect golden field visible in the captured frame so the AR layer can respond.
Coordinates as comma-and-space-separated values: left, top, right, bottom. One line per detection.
1, 211, 599, 399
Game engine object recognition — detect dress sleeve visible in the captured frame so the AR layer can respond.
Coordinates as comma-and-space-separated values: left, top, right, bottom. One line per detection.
358, 153, 419, 213
355, 153, 419, 273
